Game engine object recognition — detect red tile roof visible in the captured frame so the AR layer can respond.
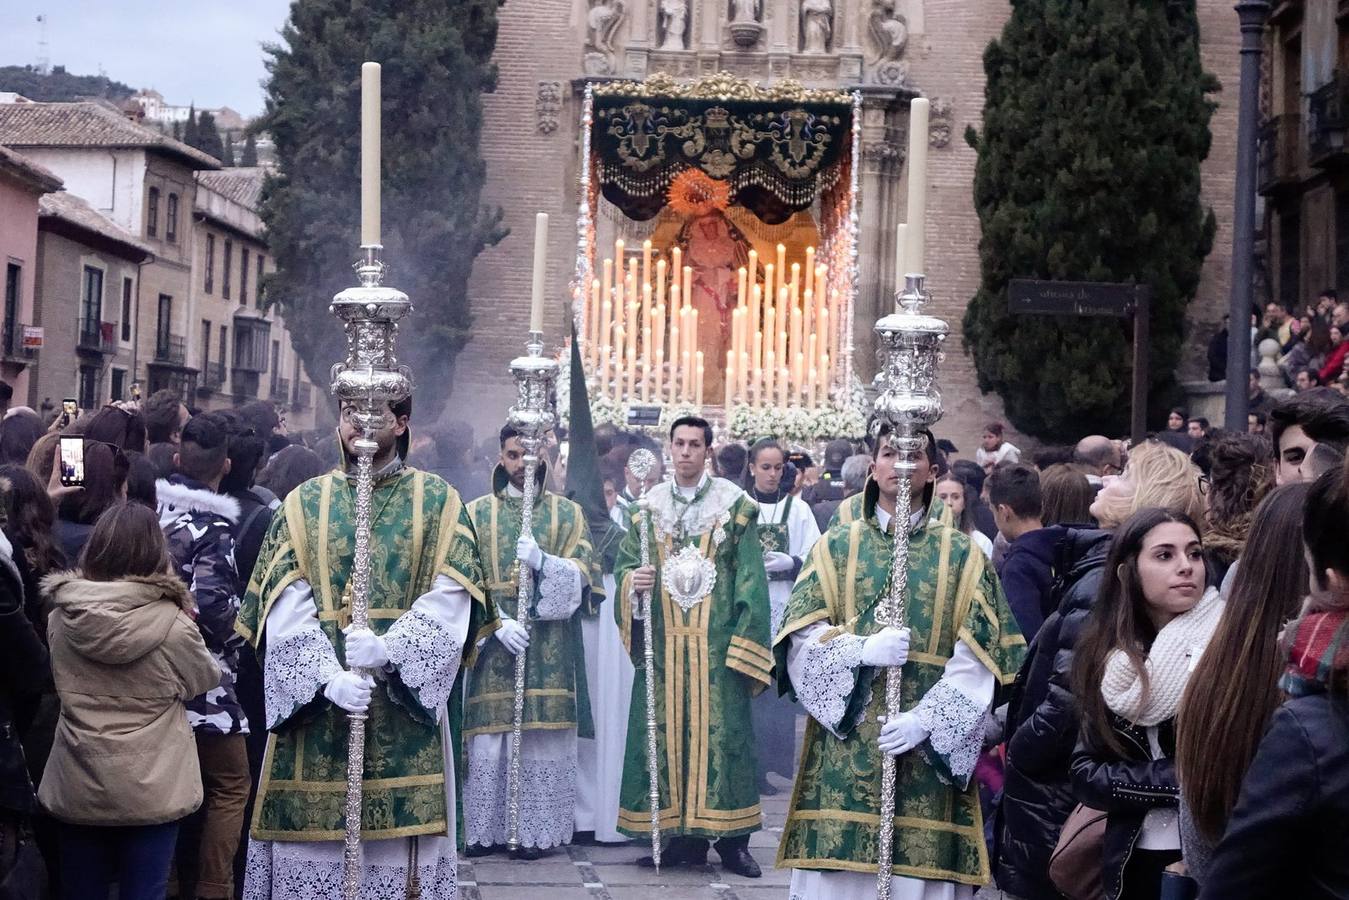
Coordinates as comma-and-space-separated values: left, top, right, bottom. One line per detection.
39, 190, 153, 262
0, 101, 220, 170
0, 144, 63, 193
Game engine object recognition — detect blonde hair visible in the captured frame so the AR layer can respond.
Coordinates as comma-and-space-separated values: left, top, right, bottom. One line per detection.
1094, 440, 1204, 530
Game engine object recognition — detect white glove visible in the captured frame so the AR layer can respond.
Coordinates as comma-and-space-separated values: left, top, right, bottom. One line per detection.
342, 626, 389, 669
323, 671, 375, 714
763, 551, 794, 574
516, 536, 544, 571
495, 617, 530, 655
861, 627, 911, 668
878, 712, 930, 756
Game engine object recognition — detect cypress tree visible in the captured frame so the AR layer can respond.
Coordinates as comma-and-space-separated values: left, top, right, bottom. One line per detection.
183, 104, 199, 148
963, 0, 1218, 440
257, 0, 506, 422
222, 131, 236, 166
241, 133, 259, 167
193, 110, 226, 161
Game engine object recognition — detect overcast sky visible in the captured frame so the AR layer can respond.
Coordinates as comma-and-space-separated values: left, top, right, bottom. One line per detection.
6, 0, 294, 117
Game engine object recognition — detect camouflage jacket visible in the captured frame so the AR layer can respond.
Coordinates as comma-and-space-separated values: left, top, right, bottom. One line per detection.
157, 476, 246, 736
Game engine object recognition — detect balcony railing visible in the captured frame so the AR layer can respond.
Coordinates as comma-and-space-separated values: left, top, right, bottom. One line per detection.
1258, 113, 1303, 193
1309, 73, 1348, 165
76, 318, 117, 354
293, 381, 312, 409
1, 322, 39, 362
201, 361, 226, 390
154, 334, 186, 366
271, 376, 291, 404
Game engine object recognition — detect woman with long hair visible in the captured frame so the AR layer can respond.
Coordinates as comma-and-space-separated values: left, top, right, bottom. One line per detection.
1198, 458, 1349, 897
1090, 440, 1205, 531
1038, 463, 1096, 526
1200, 432, 1273, 587
935, 473, 994, 557
1175, 482, 1309, 885
39, 503, 219, 900
1070, 508, 1224, 900
48, 406, 146, 562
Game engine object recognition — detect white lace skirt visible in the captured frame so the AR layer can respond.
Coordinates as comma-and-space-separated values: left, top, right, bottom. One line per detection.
243, 835, 457, 900
464, 729, 578, 849
789, 869, 975, 900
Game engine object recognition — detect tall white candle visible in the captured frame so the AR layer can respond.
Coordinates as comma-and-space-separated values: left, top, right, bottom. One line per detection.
905, 98, 930, 276
530, 212, 548, 332
360, 62, 381, 247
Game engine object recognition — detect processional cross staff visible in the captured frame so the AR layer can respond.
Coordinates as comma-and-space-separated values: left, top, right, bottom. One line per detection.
626, 447, 662, 872
871, 271, 947, 900
329, 62, 415, 900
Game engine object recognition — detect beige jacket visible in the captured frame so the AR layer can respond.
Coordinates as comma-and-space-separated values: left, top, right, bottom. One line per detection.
39, 572, 220, 826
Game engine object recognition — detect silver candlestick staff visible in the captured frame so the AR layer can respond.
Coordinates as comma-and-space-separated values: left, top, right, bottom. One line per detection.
627, 447, 662, 872
871, 273, 947, 900
330, 245, 413, 900
505, 329, 560, 851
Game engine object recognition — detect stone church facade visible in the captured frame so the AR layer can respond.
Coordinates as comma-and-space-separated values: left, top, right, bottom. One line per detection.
455, 0, 1242, 448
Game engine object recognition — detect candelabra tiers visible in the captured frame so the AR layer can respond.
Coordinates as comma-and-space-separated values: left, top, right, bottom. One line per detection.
329, 245, 413, 900
504, 330, 560, 851
871, 273, 947, 900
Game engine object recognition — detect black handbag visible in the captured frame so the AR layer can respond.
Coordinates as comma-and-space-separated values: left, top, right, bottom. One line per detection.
0, 819, 47, 900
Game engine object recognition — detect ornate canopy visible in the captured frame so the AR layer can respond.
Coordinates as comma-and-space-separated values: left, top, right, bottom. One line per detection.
591, 72, 855, 224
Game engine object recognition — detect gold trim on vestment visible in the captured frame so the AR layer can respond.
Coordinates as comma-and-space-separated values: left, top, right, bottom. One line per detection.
405, 471, 425, 608
462, 721, 579, 739
927, 527, 954, 655
466, 689, 575, 703
268, 772, 444, 792
775, 855, 988, 887
775, 608, 831, 647
251, 820, 449, 844
317, 476, 334, 613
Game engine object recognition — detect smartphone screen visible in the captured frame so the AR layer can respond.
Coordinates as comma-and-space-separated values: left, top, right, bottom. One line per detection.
61, 398, 77, 427
58, 437, 85, 487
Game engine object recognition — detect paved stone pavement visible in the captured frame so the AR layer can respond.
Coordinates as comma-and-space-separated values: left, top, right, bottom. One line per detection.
459, 772, 999, 899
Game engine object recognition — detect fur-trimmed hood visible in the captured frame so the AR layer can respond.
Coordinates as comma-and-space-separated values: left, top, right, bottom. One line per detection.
156, 476, 241, 529
42, 571, 195, 665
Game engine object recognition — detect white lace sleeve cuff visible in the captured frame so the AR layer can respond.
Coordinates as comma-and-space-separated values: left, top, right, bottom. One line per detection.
533, 554, 584, 621
910, 639, 996, 789
383, 575, 471, 716
262, 581, 342, 729
788, 624, 868, 738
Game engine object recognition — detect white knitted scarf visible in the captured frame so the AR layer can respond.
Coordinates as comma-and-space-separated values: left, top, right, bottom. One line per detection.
1101, 585, 1224, 726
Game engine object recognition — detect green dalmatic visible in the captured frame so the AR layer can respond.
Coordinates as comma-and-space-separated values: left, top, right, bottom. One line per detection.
237, 468, 496, 841
612, 477, 774, 839
774, 487, 1025, 884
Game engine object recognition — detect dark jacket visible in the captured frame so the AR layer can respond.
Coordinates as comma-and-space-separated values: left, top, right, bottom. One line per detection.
52, 518, 93, 567
1199, 694, 1349, 899
157, 476, 246, 736
995, 527, 1111, 899
996, 525, 1067, 640
0, 535, 49, 816
228, 485, 277, 590
1071, 714, 1180, 900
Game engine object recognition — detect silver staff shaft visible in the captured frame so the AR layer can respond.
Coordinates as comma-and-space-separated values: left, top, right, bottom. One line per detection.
638, 504, 661, 869
874, 450, 914, 900
340, 434, 379, 900
506, 448, 542, 851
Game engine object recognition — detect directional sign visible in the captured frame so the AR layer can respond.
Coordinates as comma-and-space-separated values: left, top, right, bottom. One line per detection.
1008, 280, 1142, 318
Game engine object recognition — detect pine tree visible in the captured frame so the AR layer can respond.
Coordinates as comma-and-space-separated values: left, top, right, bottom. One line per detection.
257, 0, 506, 421
172, 120, 181, 141
222, 131, 236, 166
240, 133, 259, 167
962, 0, 1218, 440
193, 110, 226, 162
182, 104, 199, 148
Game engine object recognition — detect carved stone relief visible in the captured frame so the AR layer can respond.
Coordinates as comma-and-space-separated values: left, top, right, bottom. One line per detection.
929, 98, 953, 148
728, 0, 764, 49
536, 80, 563, 134
800, 0, 833, 54
658, 0, 689, 51
867, 0, 909, 85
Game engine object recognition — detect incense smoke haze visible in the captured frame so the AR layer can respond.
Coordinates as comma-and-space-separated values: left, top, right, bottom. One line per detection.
6, 0, 291, 117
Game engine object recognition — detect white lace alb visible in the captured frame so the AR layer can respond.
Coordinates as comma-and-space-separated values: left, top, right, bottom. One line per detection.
533, 554, 584, 621
244, 836, 457, 900
795, 632, 867, 738
463, 731, 577, 849
384, 607, 463, 714
911, 678, 985, 789
264, 626, 343, 729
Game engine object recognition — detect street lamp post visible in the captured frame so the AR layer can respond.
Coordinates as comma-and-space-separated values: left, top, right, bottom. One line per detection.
1225, 0, 1270, 431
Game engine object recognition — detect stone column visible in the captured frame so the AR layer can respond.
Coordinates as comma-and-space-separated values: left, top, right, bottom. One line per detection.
855, 88, 905, 376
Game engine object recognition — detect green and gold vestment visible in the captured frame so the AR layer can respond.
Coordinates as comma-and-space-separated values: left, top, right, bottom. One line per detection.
775, 485, 1025, 884
464, 467, 601, 739
830, 481, 951, 530
613, 475, 773, 839
237, 466, 496, 842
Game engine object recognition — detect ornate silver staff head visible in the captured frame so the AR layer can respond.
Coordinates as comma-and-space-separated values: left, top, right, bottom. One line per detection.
872, 273, 949, 466
329, 252, 413, 450
627, 447, 658, 507
507, 331, 560, 457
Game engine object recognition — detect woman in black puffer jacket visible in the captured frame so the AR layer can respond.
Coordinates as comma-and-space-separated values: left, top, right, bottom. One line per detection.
995, 527, 1111, 899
